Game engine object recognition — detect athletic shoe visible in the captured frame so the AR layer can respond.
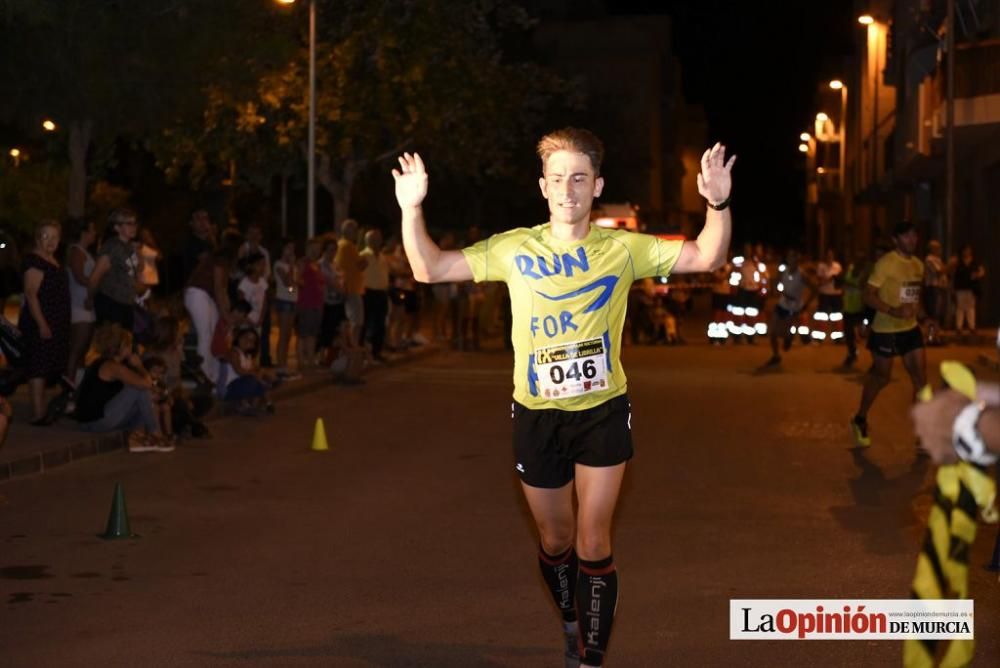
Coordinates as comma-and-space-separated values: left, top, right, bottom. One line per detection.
152, 436, 176, 453
563, 622, 581, 668
127, 432, 157, 453
851, 415, 871, 447
763, 355, 781, 368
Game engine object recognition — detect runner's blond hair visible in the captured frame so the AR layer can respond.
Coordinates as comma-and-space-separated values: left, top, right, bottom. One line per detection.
536, 127, 605, 176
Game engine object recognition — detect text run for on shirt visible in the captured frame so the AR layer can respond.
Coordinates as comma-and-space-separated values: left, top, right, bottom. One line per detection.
531, 311, 578, 339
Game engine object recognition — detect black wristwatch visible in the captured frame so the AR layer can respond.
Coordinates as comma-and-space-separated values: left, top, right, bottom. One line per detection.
707, 195, 731, 211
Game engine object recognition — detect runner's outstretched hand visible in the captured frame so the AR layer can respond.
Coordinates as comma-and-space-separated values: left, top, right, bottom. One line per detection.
393, 152, 429, 209
697, 142, 736, 205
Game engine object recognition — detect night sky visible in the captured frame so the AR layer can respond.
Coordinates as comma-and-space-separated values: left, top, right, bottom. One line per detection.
608, 0, 857, 247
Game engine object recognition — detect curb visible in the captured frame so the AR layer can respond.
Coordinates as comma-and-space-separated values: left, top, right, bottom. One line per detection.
0, 345, 441, 484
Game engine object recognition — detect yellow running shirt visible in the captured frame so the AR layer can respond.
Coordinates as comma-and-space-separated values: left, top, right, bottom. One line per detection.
867, 250, 924, 333
462, 223, 683, 411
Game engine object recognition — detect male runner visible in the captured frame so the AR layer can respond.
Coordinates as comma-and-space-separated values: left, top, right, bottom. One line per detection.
851, 222, 926, 447
763, 249, 812, 367
394, 128, 734, 667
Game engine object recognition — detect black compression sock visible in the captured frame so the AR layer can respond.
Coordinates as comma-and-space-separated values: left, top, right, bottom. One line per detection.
538, 544, 578, 622
577, 555, 619, 667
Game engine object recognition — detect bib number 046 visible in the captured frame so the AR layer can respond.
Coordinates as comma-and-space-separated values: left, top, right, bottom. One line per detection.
549, 359, 598, 384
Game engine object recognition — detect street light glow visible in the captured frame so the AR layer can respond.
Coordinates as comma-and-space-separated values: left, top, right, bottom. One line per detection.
858, 15, 874, 25
798, 143, 809, 153
817, 167, 826, 174
42, 119, 56, 131
800, 132, 811, 142
275, 0, 296, 4
9, 148, 20, 158
816, 112, 829, 122
829, 80, 844, 90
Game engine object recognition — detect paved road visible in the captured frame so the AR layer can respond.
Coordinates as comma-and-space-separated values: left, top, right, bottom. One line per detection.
1, 341, 998, 666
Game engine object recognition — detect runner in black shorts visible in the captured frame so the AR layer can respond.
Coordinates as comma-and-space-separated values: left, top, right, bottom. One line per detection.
851, 222, 927, 448
395, 129, 735, 667
513, 395, 633, 489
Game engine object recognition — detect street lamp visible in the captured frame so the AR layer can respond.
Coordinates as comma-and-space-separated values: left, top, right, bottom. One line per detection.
798, 143, 809, 153
816, 112, 829, 122
42, 119, 57, 132
9, 148, 21, 167
800, 132, 811, 142
828, 80, 848, 193
276, 0, 317, 239
858, 14, 874, 25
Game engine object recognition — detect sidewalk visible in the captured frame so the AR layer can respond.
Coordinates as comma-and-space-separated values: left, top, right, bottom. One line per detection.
0, 343, 440, 483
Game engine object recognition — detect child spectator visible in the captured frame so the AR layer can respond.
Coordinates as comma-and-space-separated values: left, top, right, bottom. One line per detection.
211, 299, 253, 361
222, 327, 278, 415
143, 356, 175, 443
237, 252, 269, 331
145, 315, 212, 439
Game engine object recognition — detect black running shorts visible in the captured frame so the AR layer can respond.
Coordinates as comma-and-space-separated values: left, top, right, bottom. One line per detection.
512, 394, 633, 489
867, 326, 924, 358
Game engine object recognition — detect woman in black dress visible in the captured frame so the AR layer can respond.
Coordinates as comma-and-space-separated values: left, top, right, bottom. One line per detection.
19, 220, 71, 425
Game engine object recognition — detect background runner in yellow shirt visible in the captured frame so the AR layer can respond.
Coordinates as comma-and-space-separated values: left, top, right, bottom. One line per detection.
394, 128, 734, 668
851, 222, 926, 448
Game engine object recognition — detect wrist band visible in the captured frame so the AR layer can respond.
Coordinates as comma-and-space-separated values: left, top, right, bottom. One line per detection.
953, 400, 997, 466
707, 195, 731, 211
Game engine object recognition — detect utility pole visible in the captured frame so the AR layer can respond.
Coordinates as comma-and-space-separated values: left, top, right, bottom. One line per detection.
945, 0, 956, 257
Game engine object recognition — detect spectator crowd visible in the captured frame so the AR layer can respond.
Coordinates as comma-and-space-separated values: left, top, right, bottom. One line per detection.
0, 209, 463, 452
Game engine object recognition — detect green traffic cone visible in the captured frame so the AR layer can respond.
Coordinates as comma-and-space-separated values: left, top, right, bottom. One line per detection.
99, 482, 137, 540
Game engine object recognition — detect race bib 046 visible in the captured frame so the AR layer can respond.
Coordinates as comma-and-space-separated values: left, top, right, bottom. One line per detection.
535, 337, 608, 399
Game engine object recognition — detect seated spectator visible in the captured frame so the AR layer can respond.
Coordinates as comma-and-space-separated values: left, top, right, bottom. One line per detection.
222, 327, 278, 415
143, 356, 175, 443
74, 324, 173, 453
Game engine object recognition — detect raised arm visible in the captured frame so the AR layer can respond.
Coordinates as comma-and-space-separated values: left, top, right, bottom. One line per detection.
673, 143, 736, 274
393, 152, 472, 283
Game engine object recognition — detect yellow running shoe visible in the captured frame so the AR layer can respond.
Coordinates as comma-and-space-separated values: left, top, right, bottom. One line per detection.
851, 415, 871, 447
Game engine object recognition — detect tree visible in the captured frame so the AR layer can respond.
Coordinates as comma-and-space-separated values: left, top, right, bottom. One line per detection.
151, 0, 576, 227
0, 0, 296, 218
